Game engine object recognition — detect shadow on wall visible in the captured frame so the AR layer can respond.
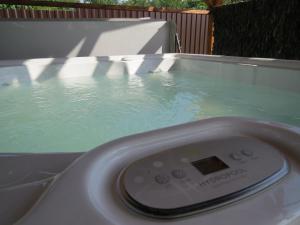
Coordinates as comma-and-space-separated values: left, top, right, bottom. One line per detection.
32, 55, 171, 83
0, 19, 176, 85
0, 19, 175, 60
0, 54, 177, 86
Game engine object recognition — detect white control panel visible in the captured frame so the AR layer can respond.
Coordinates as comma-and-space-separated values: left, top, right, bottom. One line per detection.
117, 136, 288, 218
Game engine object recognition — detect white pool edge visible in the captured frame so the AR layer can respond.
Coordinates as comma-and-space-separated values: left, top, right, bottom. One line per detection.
0, 53, 299, 70
0, 53, 299, 92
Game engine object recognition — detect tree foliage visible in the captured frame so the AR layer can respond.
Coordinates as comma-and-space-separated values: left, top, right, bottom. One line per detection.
84, 0, 118, 5
85, 0, 208, 9
0, 0, 80, 10
223, 0, 248, 5
1, 0, 249, 10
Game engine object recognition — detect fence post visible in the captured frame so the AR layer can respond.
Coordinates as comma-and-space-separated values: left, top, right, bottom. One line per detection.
204, 0, 223, 54
207, 14, 214, 54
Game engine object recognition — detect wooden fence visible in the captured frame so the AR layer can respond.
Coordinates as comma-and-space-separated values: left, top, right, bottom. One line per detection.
0, 1, 212, 54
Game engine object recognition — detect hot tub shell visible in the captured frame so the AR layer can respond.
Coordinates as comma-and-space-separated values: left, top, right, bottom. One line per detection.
0, 54, 300, 225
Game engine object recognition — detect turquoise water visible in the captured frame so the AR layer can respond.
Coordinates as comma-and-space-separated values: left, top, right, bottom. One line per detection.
0, 71, 300, 153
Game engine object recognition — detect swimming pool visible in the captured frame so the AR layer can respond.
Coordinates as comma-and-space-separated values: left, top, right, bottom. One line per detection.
0, 54, 299, 153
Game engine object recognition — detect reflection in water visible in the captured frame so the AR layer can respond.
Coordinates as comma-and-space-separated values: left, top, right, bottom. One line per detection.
0, 71, 299, 153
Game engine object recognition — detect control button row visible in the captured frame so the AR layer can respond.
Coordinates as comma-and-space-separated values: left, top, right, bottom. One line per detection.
153, 161, 164, 168
154, 169, 187, 184
230, 149, 254, 161
155, 174, 170, 184
171, 169, 186, 179
241, 149, 253, 156
230, 153, 242, 160
152, 158, 189, 169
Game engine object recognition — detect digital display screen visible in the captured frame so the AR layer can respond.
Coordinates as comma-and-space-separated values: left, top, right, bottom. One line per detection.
191, 156, 229, 175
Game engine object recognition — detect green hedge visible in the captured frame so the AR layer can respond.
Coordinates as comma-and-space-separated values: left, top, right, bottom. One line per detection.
212, 0, 300, 60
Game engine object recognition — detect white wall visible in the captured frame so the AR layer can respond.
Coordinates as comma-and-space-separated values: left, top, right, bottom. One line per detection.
0, 19, 176, 60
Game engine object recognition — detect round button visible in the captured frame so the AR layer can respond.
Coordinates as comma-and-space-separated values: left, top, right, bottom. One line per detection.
171, 169, 186, 179
241, 149, 253, 157
153, 161, 163, 168
230, 153, 242, 160
180, 157, 189, 163
154, 174, 170, 184
134, 176, 144, 184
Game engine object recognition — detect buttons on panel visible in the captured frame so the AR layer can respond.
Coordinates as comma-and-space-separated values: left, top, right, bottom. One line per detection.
230, 153, 243, 161
155, 174, 170, 184
151, 156, 190, 185
171, 169, 186, 179
153, 161, 164, 168
154, 169, 188, 184
241, 149, 253, 157
122, 136, 288, 218
180, 157, 189, 163
229, 149, 256, 162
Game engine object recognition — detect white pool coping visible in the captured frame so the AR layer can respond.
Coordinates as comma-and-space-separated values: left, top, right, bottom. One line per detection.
0, 53, 299, 70
0, 53, 299, 92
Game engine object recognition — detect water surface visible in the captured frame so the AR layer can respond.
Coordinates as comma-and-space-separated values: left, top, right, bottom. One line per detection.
1, 71, 299, 153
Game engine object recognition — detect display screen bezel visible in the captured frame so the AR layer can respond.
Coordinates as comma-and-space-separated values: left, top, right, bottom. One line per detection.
191, 156, 229, 175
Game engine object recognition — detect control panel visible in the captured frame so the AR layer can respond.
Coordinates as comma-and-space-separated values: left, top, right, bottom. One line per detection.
117, 136, 288, 218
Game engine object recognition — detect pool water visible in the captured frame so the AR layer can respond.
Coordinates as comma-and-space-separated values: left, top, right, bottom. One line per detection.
1, 71, 300, 153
